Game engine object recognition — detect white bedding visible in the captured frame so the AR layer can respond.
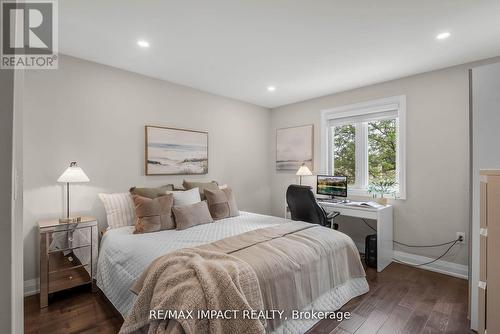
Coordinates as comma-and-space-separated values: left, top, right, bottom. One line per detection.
96, 211, 368, 333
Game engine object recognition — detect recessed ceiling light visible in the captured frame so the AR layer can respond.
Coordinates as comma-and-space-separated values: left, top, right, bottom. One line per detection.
436, 32, 451, 40
267, 86, 276, 92
137, 40, 150, 48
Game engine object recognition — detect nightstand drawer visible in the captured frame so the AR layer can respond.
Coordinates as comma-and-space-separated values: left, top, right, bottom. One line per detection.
48, 226, 92, 253
48, 264, 91, 293
48, 251, 90, 274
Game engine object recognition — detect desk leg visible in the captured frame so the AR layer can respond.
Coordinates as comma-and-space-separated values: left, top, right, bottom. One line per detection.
377, 206, 394, 272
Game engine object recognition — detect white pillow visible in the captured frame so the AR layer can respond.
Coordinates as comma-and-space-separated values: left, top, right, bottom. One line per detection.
169, 187, 201, 206
98, 192, 135, 229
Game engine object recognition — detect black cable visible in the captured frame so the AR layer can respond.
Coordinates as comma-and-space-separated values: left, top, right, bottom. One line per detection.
361, 218, 377, 232
393, 239, 460, 267
394, 239, 458, 248
360, 218, 460, 248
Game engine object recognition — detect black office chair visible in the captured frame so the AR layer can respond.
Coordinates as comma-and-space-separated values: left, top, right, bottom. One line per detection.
286, 185, 340, 229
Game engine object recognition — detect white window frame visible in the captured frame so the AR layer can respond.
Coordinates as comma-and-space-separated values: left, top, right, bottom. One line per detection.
320, 95, 406, 199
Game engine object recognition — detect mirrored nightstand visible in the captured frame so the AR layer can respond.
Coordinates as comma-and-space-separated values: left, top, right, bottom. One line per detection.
38, 216, 98, 308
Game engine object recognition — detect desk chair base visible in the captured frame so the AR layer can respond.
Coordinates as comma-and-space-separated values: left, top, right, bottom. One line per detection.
327, 211, 340, 230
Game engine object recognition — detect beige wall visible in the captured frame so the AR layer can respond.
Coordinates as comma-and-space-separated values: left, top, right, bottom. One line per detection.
23, 55, 271, 282
270, 58, 499, 266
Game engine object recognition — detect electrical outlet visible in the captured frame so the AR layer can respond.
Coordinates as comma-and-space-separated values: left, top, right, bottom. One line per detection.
456, 232, 466, 244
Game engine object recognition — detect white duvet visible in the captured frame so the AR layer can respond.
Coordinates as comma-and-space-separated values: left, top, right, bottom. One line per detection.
96, 211, 368, 334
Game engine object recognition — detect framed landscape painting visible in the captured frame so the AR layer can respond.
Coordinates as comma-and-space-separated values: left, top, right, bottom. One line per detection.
276, 124, 313, 171
145, 126, 208, 175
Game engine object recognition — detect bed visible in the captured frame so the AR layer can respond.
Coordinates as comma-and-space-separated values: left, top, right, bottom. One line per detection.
96, 211, 369, 334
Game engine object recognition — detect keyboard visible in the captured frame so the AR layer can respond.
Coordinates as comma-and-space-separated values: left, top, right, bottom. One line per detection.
317, 198, 350, 204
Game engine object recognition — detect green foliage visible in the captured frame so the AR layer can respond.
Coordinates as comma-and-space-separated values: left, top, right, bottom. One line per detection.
368, 120, 396, 183
332, 124, 356, 184
332, 119, 397, 187
367, 179, 397, 198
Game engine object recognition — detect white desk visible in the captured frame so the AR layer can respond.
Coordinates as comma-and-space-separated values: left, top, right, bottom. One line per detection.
285, 201, 393, 272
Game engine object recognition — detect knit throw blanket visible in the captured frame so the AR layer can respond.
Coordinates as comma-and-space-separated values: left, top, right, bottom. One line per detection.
119, 248, 265, 334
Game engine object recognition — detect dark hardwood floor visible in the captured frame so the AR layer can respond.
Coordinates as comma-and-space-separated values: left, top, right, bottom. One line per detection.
25, 263, 472, 334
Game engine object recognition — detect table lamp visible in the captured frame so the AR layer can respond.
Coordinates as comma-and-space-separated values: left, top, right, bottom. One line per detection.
296, 162, 312, 185
57, 162, 89, 223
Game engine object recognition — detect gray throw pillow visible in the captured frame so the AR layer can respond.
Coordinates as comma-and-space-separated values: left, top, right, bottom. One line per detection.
204, 187, 239, 220
173, 201, 214, 230
132, 194, 175, 233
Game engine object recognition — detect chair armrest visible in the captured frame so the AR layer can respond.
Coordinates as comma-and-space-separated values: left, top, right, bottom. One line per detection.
327, 211, 340, 219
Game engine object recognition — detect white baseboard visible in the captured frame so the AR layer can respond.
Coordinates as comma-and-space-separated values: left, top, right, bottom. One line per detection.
355, 241, 468, 279
24, 278, 39, 296
393, 250, 468, 279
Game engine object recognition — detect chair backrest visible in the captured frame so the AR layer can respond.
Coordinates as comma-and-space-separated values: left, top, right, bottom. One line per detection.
286, 185, 328, 226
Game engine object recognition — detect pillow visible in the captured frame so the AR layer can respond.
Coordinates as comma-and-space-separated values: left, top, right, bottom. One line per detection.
132, 194, 174, 234
173, 201, 214, 230
168, 187, 201, 206
98, 192, 135, 229
129, 184, 174, 199
182, 180, 219, 200
204, 187, 239, 220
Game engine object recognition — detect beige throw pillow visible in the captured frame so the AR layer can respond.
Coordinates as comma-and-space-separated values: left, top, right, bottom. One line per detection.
204, 187, 239, 220
173, 201, 214, 230
182, 180, 219, 200
130, 184, 174, 199
132, 194, 174, 234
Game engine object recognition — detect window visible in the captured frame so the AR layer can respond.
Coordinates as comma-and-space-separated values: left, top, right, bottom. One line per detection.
321, 96, 406, 198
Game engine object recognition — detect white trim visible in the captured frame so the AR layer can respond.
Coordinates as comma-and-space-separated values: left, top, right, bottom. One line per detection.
393, 250, 468, 279
24, 278, 39, 297
12, 69, 25, 332
320, 95, 406, 199
353, 244, 467, 279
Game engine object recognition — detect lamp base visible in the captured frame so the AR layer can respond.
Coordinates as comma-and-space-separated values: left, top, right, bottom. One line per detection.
59, 217, 82, 224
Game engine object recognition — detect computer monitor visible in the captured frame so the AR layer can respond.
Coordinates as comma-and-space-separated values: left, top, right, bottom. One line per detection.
316, 175, 348, 198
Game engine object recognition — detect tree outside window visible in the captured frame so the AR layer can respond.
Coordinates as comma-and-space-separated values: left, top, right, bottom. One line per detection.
332, 124, 356, 184
368, 119, 396, 184
331, 119, 397, 189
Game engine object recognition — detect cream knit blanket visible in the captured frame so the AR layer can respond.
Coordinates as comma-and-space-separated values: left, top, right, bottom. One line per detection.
119, 248, 265, 334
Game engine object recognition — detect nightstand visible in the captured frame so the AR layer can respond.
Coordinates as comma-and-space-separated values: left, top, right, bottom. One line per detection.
38, 216, 98, 308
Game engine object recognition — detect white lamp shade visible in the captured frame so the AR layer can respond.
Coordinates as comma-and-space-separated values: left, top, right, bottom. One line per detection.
296, 164, 313, 176
57, 162, 90, 183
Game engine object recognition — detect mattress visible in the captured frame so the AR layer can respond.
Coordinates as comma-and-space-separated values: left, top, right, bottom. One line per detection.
96, 211, 368, 333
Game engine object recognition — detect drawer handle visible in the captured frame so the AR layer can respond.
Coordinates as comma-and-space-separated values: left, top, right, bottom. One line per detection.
68, 276, 73, 280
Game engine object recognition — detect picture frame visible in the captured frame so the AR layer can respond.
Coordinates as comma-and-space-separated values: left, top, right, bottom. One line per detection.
145, 125, 209, 175
276, 124, 314, 171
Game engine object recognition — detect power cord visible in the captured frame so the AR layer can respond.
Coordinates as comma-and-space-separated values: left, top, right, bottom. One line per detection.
361, 218, 463, 248
361, 218, 377, 232
361, 217, 464, 266
394, 239, 457, 248
393, 238, 461, 267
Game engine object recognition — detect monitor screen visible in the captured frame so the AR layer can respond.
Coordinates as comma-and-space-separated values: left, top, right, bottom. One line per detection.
316, 175, 348, 197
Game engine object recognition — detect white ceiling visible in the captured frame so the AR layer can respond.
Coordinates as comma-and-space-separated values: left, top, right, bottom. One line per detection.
60, 0, 500, 108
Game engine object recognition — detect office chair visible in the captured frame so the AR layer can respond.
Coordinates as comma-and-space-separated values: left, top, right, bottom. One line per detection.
286, 185, 340, 229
